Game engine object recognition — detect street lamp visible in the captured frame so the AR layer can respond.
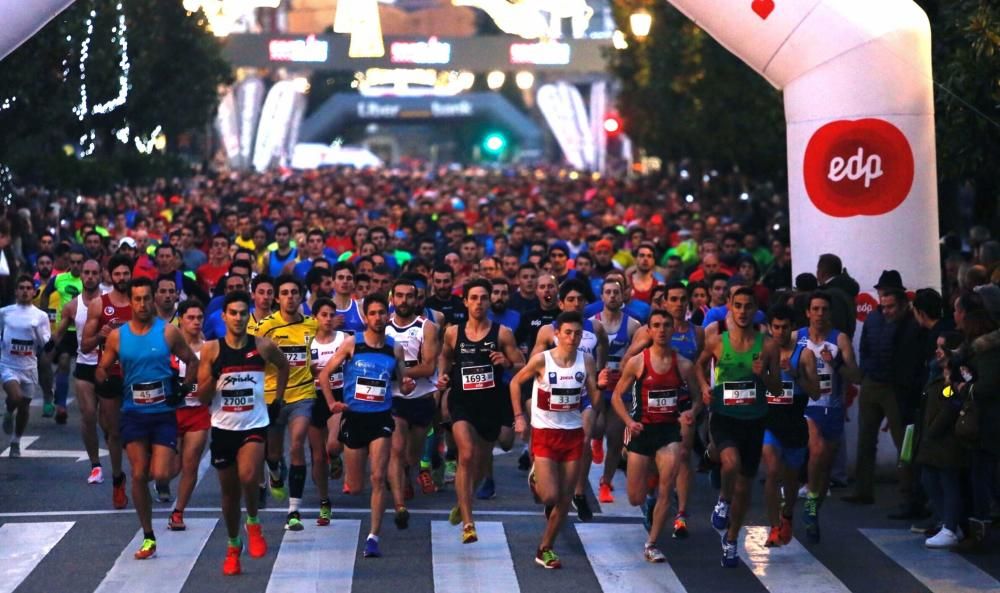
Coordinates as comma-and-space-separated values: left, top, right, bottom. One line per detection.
630, 8, 652, 39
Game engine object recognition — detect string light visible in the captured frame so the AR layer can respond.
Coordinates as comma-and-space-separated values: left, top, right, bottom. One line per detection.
0, 164, 13, 207
134, 125, 162, 154
0, 96, 15, 112
74, 2, 131, 122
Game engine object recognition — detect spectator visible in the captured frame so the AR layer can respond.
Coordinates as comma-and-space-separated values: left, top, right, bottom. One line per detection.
816, 253, 860, 338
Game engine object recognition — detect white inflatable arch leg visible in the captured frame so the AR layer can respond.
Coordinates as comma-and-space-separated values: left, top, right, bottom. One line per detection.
0, 1, 77, 62
665, 0, 941, 295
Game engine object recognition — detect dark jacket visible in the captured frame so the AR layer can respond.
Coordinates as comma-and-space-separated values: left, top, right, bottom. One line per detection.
892, 310, 928, 418
968, 328, 1000, 456
822, 272, 860, 338
860, 308, 896, 383
915, 377, 966, 469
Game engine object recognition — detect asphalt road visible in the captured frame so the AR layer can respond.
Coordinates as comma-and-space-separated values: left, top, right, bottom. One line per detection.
1, 398, 998, 593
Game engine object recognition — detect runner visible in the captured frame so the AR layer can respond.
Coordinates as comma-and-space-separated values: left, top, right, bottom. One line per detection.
437, 278, 524, 542
761, 304, 819, 547
513, 271, 559, 470
590, 277, 640, 505
694, 286, 782, 567
386, 276, 440, 527
255, 274, 318, 531
317, 293, 415, 558
40, 248, 86, 423
1, 276, 51, 457
96, 277, 198, 560
801, 291, 861, 541
154, 274, 179, 324
81, 253, 134, 509
51, 259, 104, 481
606, 309, 700, 561
167, 300, 211, 531
510, 311, 600, 569
331, 262, 366, 335
248, 274, 275, 337
196, 290, 289, 575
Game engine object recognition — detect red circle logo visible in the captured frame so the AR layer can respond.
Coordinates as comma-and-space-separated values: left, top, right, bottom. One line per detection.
856, 293, 877, 323
803, 118, 914, 218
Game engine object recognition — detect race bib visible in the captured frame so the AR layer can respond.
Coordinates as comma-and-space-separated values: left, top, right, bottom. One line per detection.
282, 345, 308, 368
461, 365, 495, 391
221, 388, 254, 412
132, 380, 166, 405
607, 356, 622, 371
47, 309, 58, 323
647, 389, 678, 415
184, 385, 200, 407
818, 372, 832, 395
547, 387, 581, 412
722, 381, 758, 406
9, 338, 33, 357
355, 377, 388, 403
768, 381, 795, 405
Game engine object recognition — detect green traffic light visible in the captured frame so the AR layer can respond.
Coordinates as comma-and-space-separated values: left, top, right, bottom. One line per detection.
482, 132, 507, 154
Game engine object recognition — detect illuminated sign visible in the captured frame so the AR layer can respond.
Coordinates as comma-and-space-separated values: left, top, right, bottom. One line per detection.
510, 42, 571, 65
390, 37, 452, 65
269, 36, 329, 63
356, 100, 475, 119
354, 69, 475, 98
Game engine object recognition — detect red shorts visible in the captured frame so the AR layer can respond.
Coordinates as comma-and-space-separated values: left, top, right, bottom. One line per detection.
176, 406, 211, 435
531, 427, 585, 463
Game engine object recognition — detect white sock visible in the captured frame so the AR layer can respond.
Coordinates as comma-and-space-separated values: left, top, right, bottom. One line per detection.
367, 533, 379, 542
289, 497, 301, 513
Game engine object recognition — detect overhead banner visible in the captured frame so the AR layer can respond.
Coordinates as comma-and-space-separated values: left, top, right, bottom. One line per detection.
665, 0, 940, 294
537, 83, 587, 170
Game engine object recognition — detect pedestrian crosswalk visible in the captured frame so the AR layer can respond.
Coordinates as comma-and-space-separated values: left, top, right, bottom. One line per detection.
2, 517, 998, 593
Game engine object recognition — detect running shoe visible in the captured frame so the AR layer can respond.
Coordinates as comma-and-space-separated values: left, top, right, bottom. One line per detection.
363, 536, 381, 558
42, 402, 55, 418
444, 460, 457, 484
462, 523, 478, 544
572, 495, 593, 522
2, 413, 12, 435
448, 506, 462, 526
222, 543, 242, 576
88, 466, 104, 485
394, 506, 410, 530
246, 522, 267, 557
155, 482, 173, 504
8, 442, 20, 458
270, 479, 288, 502
803, 495, 820, 543
535, 547, 561, 569
55, 407, 68, 425
720, 535, 739, 568
167, 510, 186, 531
417, 469, 436, 494
285, 511, 304, 531
591, 438, 604, 464
598, 480, 614, 503
329, 455, 343, 480
644, 543, 666, 563
711, 499, 731, 532
528, 465, 540, 503
113, 475, 128, 509
642, 496, 655, 532
476, 477, 496, 500
765, 525, 782, 547
317, 501, 332, 526
779, 514, 793, 544
134, 538, 157, 560
672, 512, 689, 539
517, 449, 531, 471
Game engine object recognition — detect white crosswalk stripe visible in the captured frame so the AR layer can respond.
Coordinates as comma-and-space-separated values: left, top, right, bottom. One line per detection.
431, 521, 520, 593
860, 528, 1000, 593
741, 526, 852, 593
266, 519, 361, 593
94, 518, 216, 593
576, 523, 686, 593
0, 521, 74, 593
588, 462, 640, 518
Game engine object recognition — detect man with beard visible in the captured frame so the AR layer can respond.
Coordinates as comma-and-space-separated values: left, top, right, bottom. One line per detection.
305, 266, 334, 314
426, 264, 466, 328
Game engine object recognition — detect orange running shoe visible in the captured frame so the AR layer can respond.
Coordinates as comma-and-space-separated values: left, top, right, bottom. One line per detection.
113, 475, 128, 510
765, 525, 782, 547
598, 480, 614, 503
246, 522, 267, 558
223, 544, 242, 576
167, 510, 186, 531
778, 515, 793, 545
134, 538, 156, 560
591, 439, 605, 464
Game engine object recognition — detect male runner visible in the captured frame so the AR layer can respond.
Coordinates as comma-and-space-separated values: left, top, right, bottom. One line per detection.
167, 300, 211, 531
694, 287, 782, 567
513, 272, 559, 470
1, 276, 51, 457
52, 259, 104, 481
97, 277, 198, 560
82, 253, 134, 508
761, 303, 819, 546
255, 274, 318, 531
607, 309, 699, 561
248, 274, 275, 336
438, 279, 523, 542
317, 293, 414, 558
197, 290, 289, 575
154, 274, 179, 324
511, 311, 600, 569
41, 248, 86, 423
331, 262, 366, 335
386, 277, 440, 527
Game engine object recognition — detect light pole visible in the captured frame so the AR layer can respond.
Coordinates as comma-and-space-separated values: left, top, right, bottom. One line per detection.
629, 7, 652, 40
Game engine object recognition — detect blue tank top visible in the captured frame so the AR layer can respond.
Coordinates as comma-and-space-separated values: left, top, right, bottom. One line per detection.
779, 341, 805, 398
120, 318, 174, 414
796, 327, 843, 408
338, 300, 366, 336
596, 311, 630, 370
268, 248, 297, 277
671, 323, 699, 362
343, 336, 396, 413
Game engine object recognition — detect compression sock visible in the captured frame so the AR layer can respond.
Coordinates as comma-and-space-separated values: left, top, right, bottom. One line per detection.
289, 465, 306, 511
55, 373, 69, 408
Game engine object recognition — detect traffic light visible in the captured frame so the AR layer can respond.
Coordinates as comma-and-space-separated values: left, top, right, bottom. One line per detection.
603, 113, 623, 138
482, 131, 507, 156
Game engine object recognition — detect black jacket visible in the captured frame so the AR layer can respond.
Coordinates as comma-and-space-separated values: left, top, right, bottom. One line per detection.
821, 272, 860, 338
